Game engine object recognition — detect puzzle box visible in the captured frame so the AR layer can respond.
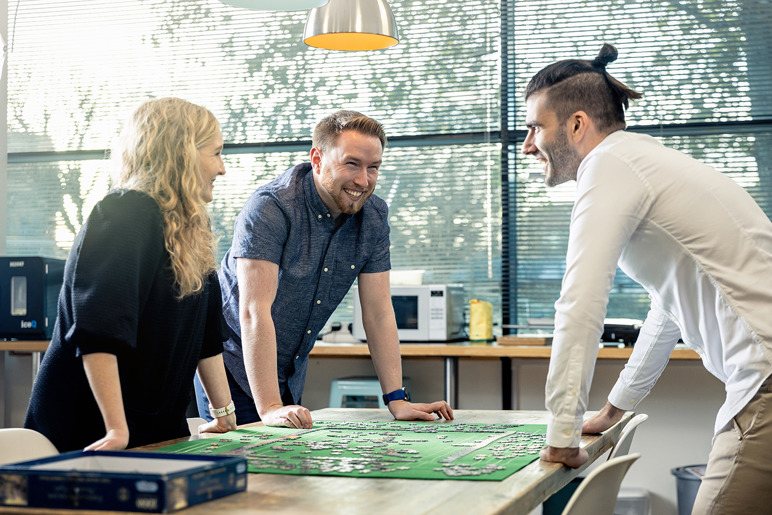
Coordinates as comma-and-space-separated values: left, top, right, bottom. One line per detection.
0, 450, 247, 513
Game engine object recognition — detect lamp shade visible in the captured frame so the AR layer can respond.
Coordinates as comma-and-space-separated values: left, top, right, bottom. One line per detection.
303, 0, 399, 51
220, 0, 329, 11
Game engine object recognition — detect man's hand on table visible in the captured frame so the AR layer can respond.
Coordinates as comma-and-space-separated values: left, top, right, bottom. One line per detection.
261, 404, 314, 429
582, 400, 626, 434
388, 400, 455, 421
540, 400, 627, 468
539, 445, 589, 468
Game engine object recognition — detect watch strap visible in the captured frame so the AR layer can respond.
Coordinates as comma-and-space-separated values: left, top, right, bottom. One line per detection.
209, 400, 236, 419
382, 387, 409, 405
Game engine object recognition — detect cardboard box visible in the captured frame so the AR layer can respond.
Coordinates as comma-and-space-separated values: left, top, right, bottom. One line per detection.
0, 450, 247, 513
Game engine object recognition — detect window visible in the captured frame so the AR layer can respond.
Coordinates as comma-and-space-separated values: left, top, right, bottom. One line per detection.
6, 0, 772, 333
6, 0, 501, 331
507, 0, 772, 327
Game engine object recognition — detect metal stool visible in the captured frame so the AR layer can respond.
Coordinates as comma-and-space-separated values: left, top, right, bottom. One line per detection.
329, 376, 412, 409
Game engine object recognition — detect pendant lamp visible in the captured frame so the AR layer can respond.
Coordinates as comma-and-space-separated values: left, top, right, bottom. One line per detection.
220, 0, 329, 11
303, 0, 399, 51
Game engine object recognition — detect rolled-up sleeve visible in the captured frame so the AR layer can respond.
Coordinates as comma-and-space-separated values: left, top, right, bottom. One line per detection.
232, 193, 289, 264
68, 192, 164, 356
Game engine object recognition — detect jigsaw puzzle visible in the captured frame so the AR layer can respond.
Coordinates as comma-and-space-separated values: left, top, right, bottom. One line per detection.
160, 420, 547, 481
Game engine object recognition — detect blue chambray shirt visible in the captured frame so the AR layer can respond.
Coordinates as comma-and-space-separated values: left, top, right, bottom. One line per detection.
219, 163, 391, 405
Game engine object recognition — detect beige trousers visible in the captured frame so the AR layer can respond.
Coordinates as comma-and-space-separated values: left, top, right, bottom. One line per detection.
692, 375, 772, 514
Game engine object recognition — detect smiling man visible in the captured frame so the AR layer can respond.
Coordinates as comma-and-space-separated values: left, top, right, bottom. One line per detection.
195, 110, 453, 431
523, 44, 772, 513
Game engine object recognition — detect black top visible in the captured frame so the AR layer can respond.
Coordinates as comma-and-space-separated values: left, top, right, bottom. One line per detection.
25, 190, 226, 452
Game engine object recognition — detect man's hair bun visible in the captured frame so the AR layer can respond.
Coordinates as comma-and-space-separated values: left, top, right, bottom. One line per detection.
593, 43, 618, 69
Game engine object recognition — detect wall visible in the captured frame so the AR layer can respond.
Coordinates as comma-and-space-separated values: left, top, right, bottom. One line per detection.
1, 0, 8, 253
1, 1, 10, 427
305, 353, 724, 515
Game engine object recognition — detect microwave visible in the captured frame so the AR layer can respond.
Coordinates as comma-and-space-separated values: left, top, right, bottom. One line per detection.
352, 284, 465, 342
0, 257, 65, 339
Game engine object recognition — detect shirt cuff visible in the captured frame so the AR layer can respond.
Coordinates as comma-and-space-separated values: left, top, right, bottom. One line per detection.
547, 414, 583, 448
608, 380, 648, 411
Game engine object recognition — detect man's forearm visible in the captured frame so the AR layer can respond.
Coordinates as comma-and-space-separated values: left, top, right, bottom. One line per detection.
242, 314, 284, 417
358, 271, 405, 395
365, 320, 403, 394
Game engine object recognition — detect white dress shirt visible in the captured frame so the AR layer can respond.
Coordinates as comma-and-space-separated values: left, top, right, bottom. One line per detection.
546, 130, 772, 448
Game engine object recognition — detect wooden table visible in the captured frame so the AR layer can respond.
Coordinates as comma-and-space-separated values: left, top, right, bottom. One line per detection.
310, 342, 699, 410
0, 340, 48, 377
1, 408, 632, 515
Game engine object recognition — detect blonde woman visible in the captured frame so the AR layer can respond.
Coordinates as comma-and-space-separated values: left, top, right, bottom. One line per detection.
25, 98, 237, 452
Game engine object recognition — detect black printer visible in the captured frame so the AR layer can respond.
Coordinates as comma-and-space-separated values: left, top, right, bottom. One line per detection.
0, 257, 65, 339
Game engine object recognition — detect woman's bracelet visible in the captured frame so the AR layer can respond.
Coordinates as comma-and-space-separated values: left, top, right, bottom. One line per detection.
208, 400, 236, 418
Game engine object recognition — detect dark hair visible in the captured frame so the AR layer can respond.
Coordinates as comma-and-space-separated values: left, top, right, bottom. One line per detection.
313, 110, 387, 152
525, 43, 642, 132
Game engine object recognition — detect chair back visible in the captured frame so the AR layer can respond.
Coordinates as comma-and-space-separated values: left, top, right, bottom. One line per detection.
187, 417, 208, 435
609, 413, 648, 460
562, 453, 640, 515
0, 428, 59, 465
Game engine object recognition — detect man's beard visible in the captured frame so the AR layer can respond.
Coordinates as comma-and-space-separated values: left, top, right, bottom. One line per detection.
544, 129, 583, 187
320, 171, 372, 215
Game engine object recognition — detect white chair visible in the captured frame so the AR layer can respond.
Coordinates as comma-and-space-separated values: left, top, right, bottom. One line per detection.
0, 428, 59, 465
187, 417, 207, 435
608, 413, 648, 460
543, 413, 649, 514
562, 453, 640, 515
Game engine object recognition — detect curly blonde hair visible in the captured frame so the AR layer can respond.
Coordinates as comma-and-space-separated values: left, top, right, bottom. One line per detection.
113, 97, 220, 298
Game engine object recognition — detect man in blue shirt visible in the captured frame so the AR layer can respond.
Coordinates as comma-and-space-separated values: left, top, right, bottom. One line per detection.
196, 110, 454, 428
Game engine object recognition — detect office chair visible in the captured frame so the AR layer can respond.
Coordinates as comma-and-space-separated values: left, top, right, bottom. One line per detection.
0, 428, 59, 465
608, 413, 649, 460
562, 453, 640, 515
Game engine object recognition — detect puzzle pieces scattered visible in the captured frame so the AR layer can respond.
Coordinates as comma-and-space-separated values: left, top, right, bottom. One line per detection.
160, 420, 547, 481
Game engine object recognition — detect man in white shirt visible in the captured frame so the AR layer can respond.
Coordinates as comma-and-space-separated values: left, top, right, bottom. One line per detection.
523, 43, 772, 513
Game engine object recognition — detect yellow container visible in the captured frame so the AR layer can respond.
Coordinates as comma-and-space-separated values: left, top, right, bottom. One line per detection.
469, 299, 493, 343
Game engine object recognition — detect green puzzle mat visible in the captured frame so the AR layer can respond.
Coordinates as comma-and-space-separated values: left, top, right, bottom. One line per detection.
159, 420, 547, 481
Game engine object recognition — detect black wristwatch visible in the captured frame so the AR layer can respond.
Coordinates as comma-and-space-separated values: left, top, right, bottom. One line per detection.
383, 387, 410, 405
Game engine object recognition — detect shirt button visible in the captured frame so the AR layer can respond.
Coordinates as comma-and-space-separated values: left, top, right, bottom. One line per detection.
307, 330, 312, 334
564, 429, 571, 436
326, 213, 331, 217
317, 214, 322, 219
350, 265, 355, 269
295, 355, 300, 360
575, 430, 580, 436
316, 300, 321, 304
324, 267, 329, 272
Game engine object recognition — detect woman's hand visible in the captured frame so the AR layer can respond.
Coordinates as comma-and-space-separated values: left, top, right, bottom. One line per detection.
84, 428, 130, 451
198, 413, 238, 434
